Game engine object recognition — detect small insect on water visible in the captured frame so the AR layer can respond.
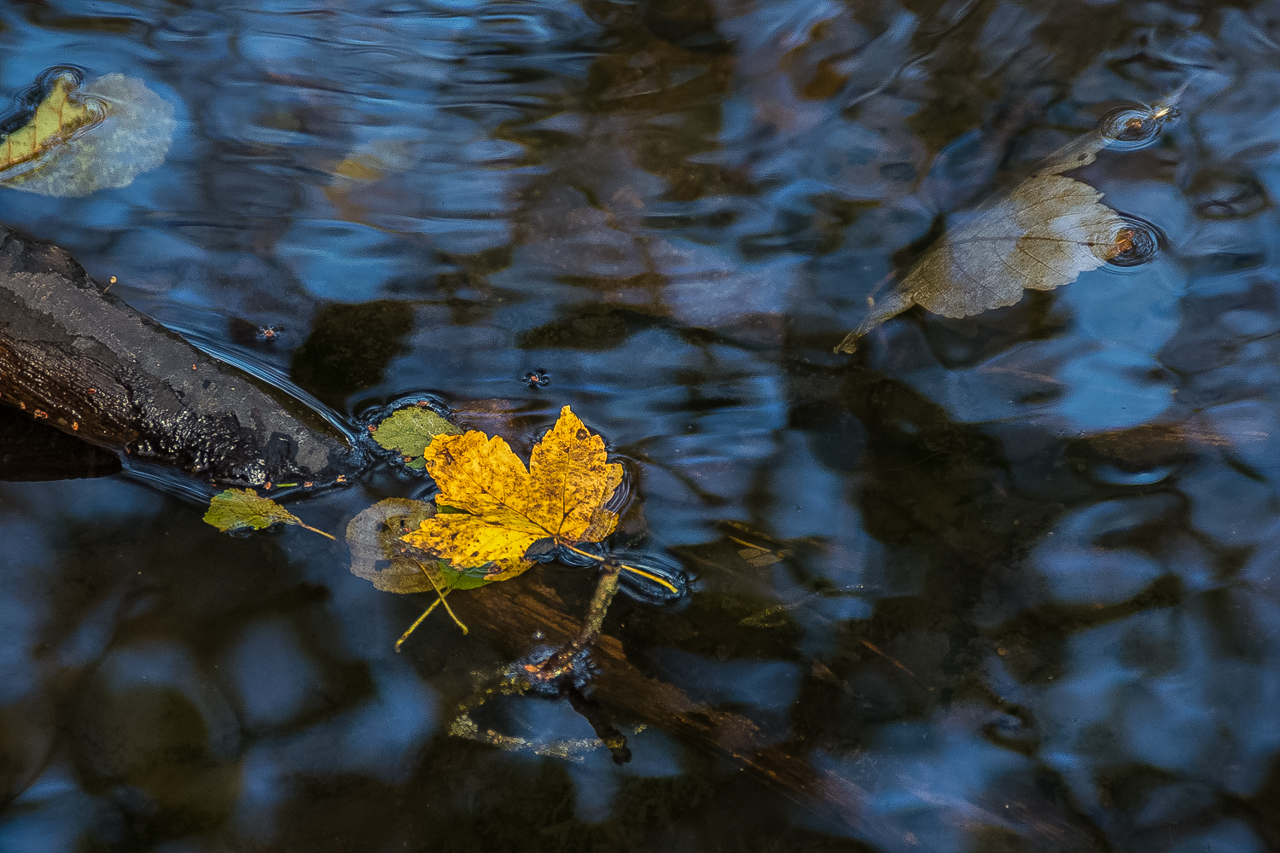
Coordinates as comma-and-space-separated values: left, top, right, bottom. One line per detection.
522, 368, 550, 388
256, 324, 285, 341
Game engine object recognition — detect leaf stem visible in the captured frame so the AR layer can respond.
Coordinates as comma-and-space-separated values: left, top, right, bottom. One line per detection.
395, 597, 443, 653
295, 521, 336, 540
556, 541, 681, 595
423, 563, 468, 635
395, 562, 468, 652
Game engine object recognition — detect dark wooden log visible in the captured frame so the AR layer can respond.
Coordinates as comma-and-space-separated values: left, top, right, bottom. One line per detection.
0, 225, 360, 489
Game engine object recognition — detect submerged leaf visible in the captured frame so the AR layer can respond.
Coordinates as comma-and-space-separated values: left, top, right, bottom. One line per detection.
835, 92, 1182, 353
401, 405, 624, 581
370, 406, 462, 469
911, 176, 1122, 313
0, 73, 175, 197
346, 498, 484, 593
347, 498, 438, 593
347, 498, 482, 645
204, 488, 334, 539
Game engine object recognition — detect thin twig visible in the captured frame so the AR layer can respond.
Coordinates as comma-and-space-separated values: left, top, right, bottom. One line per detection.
525, 558, 622, 680
860, 638, 932, 691
395, 563, 467, 652
396, 598, 443, 653
422, 562, 468, 634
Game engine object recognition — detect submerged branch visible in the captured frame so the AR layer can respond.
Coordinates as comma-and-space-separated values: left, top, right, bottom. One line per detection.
445, 572, 885, 835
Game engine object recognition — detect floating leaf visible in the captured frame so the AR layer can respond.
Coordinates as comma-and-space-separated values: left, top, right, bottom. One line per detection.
204, 488, 334, 539
401, 405, 624, 582
370, 407, 462, 469
0, 73, 176, 197
0, 71, 104, 177
835, 92, 1182, 353
836, 178, 1126, 353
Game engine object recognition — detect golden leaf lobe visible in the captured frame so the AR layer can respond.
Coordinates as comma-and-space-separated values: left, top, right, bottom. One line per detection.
402, 406, 623, 581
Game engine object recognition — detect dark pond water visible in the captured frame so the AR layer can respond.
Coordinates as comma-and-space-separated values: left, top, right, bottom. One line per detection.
3, 1, 1280, 851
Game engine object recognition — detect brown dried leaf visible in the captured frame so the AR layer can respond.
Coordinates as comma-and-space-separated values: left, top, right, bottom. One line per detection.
836, 175, 1126, 352
836, 92, 1184, 353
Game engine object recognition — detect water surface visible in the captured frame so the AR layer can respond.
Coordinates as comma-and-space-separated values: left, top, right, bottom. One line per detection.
1, 1, 1278, 851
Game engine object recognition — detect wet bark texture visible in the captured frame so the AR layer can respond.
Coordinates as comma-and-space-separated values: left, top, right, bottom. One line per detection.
0, 225, 359, 488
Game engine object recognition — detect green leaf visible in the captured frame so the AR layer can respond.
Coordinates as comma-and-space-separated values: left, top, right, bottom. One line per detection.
438, 563, 492, 590
204, 488, 334, 539
205, 488, 302, 533
370, 406, 461, 469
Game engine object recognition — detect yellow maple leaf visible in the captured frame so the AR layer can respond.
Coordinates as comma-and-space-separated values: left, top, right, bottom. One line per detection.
402, 405, 624, 581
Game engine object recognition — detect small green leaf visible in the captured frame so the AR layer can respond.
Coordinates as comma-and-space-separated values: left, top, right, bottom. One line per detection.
205, 488, 334, 539
205, 488, 301, 532
370, 407, 461, 469
438, 563, 492, 591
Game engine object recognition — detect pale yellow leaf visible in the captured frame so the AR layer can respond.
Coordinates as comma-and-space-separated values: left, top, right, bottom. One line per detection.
0, 72, 103, 177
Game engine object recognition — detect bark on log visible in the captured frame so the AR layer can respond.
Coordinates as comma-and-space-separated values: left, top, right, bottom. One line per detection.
0, 225, 360, 489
